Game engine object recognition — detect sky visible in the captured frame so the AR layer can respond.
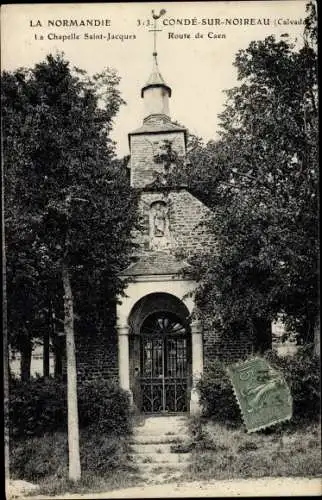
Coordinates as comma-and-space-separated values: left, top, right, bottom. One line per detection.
2, 1, 308, 157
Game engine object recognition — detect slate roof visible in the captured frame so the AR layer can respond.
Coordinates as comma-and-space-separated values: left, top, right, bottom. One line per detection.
129, 120, 186, 136
141, 56, 172, 97
119, 252, 190, 277
145, 68, 166, 86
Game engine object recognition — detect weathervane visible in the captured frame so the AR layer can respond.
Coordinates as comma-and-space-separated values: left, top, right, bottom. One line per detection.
149, 9, 166, 60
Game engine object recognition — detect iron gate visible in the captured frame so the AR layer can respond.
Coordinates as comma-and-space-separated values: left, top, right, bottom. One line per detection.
139, 313, 189, 413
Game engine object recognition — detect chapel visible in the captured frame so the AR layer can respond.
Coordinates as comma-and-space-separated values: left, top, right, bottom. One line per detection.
115, 47, 254, 415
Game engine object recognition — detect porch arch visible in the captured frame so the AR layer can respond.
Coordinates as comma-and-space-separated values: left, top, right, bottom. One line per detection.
128, 292, 191, 335
117, 287, 203, 414
128, 293, 191, 413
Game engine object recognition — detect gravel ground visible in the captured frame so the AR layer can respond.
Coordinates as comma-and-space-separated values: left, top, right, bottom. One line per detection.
9, 477, 322, 499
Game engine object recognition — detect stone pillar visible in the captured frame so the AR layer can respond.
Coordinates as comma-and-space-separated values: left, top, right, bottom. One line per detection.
117, 325, 133, 405
190, 319, 203, 415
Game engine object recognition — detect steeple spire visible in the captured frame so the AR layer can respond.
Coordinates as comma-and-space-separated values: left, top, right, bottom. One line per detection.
141, 53, 171, 98
141, 9, 171, 117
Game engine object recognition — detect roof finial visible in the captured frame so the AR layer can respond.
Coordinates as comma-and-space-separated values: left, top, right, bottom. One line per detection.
141, 9, 171, 98
150, 9, 166, 63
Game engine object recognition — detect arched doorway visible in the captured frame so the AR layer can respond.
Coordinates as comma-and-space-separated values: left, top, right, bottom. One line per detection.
128, 293, 191, 414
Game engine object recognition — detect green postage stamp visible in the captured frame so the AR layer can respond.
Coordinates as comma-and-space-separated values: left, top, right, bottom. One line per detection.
227, 357, 293, 432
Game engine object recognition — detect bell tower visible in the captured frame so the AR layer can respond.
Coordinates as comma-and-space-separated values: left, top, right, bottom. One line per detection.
128, 9, 187, 189
117, 10, 210, 417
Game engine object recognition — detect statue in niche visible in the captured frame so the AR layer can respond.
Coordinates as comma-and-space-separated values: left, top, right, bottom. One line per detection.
149, 201, 171, 251
153, 204, 167, 236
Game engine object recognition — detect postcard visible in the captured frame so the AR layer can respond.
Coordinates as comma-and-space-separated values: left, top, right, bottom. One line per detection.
2, 2, 320, 498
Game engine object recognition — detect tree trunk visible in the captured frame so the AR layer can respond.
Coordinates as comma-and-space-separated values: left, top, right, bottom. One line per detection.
62, 262, 81, 482
2, 159, 10, 491
314, 316, 320, 357
43, 315, 50, 378
53, 339, 63, 378
253, 318, 272, 354
20, 339, 32, 382
50, 302, 63, 378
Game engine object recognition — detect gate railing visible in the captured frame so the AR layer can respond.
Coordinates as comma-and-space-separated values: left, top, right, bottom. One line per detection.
140, 376, 188, 413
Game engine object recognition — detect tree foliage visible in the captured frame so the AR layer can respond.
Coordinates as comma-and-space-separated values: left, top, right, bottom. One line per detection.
3, 52, 139, 480
170, 4, 318, 345
2, 53, 138, 375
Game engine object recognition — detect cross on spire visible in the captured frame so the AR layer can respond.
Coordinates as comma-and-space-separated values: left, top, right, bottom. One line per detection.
149, 9, 166, 62
141, 8, 171, 99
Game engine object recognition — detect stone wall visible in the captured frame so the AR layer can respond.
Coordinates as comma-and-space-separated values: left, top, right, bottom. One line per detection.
62, 329, 119, 384
203, 326, 254, 366
132, 189, 215, 258
130, 131, 186, 188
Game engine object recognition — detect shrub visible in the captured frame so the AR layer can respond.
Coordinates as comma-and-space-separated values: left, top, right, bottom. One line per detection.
264, 347, 320, 423
197, 346, 320, 426
9, 376, 132, 439
77, 379, 131, 435
196, 359, 242, 425
9, 376, 67, 438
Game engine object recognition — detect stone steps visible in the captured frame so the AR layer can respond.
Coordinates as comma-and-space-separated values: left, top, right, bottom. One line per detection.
133, 428, 188, 435
135, 452, 190, 464
130, 434, 188, 444
130, 416, 191, 483
131, 443, 173, 453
